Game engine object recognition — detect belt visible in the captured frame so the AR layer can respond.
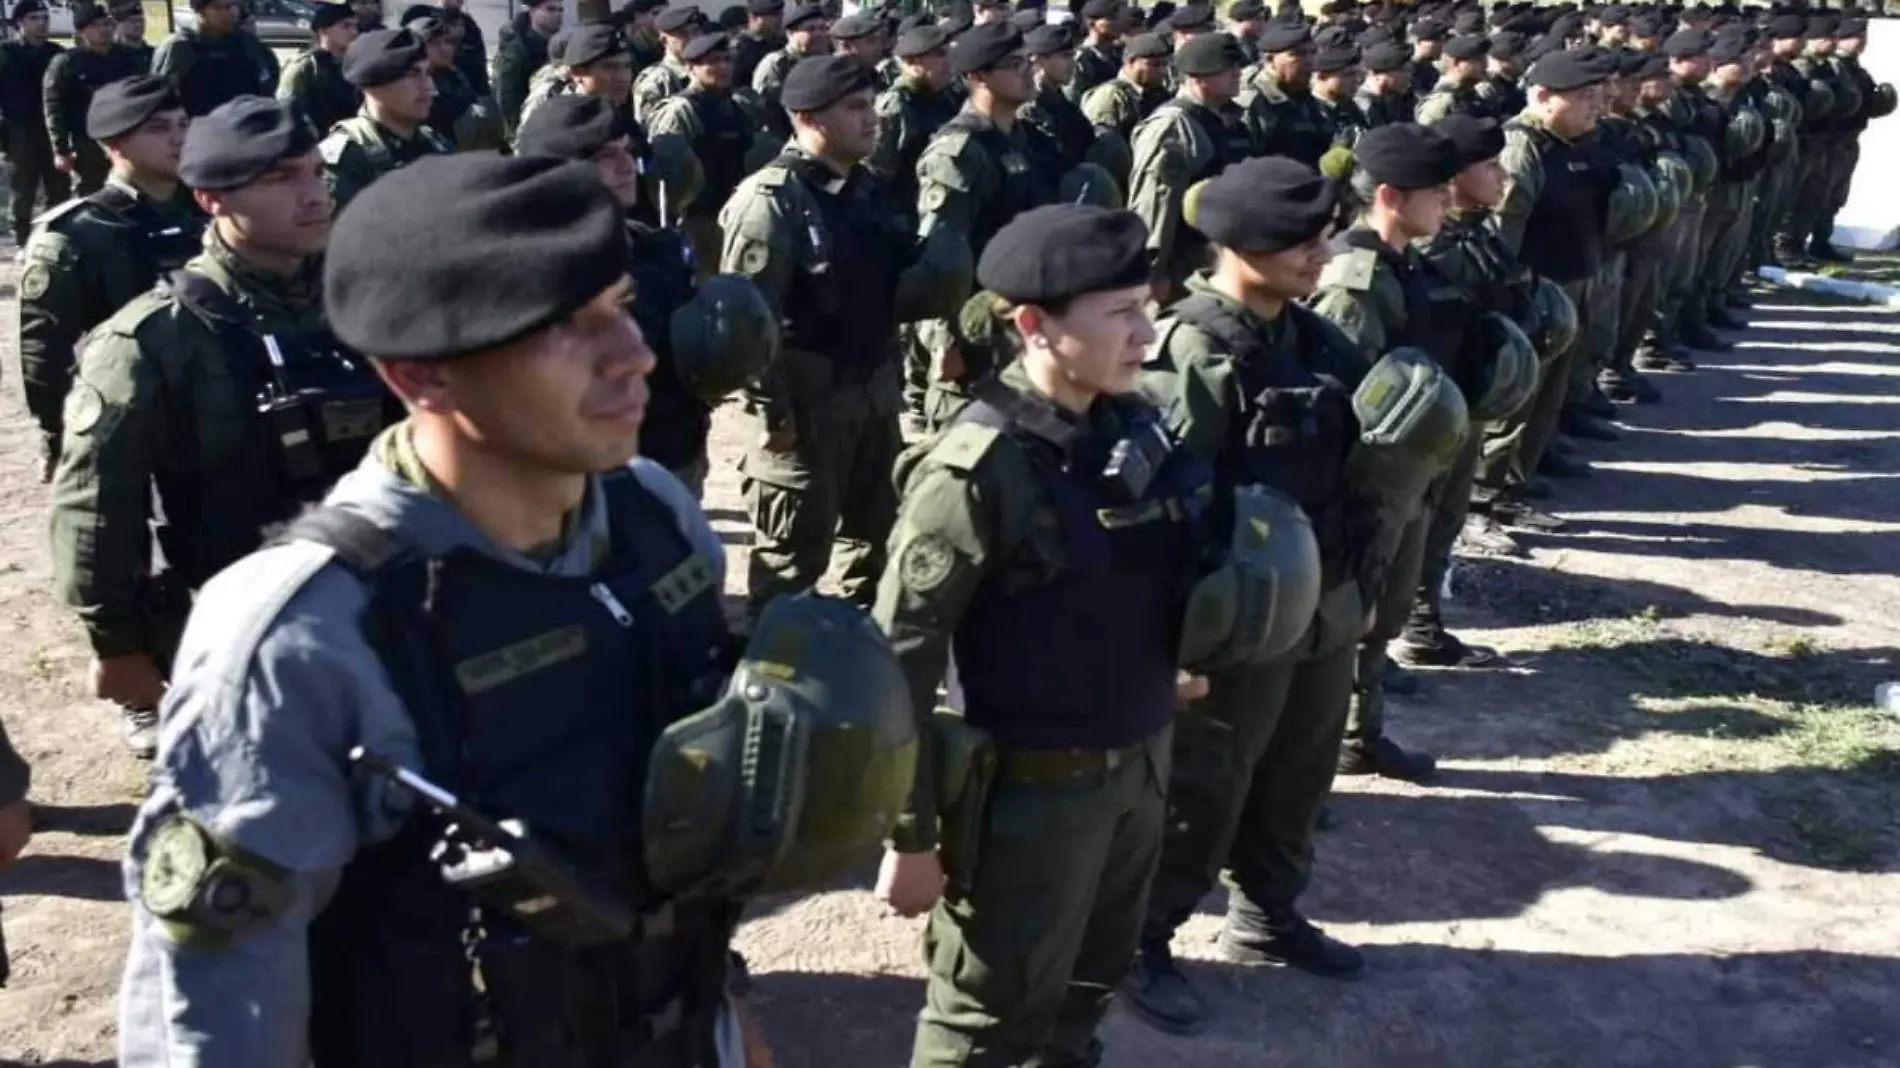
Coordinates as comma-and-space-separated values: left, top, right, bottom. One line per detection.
995, 739, 1149, 785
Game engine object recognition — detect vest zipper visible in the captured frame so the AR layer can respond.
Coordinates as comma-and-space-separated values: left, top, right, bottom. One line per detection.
590, 582, 634, 626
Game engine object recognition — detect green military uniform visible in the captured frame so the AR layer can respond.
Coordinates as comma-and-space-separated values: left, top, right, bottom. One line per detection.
0, 36, 70, 243
632, 52, 690, 124
1070, 37, 1120, 102
1413, 76, 1489, 124
428, 63, 503, 150
1128, 93, 1256, 297
751, 44, 817, 142
878, 358, 1192, 1068
1355, 85, 1414, 128
1692, 86, 1763, 335
1313, 91, 1369, 149
319, 114, 454, 216
873, 71, 960, 208
1081, 73, 1166, 143
648, 82, 770, 277
1021, 81, 1103, 169
1475, 73, 1525, 123
1657, 79, 1723, 352
1239, 71, 1332, 166
1776, 53, 1841, 260
43, 42, 143, 194
277, 48, 362, 135
490, 19, 554, 138
20, 178, 207, 473
1632, 87, 1707, 368
1820, 49, 1893, 252
730, 26, 783, 89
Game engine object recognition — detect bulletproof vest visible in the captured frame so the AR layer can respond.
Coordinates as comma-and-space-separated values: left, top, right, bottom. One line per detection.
1507, 118, 1610, 284
1424, 213, 1533, 324
886, 83, 958, 204
1337, 228, 1485, 400
297, 50, 364, 134
1027, 85, 1097, 165
1482, 75, 1526, 121
302, 469, 738, 1068
336, 117, 452, 178
1424, 81, 1489, 121
1251, 82, 1331, 166
940, 112, 1063, 256
1073, 42, 1120, 100
777, 152, 914, 373
1315, 95, 1366, 148
175, 32, 268, 116
1357, 89, 1413, 129
730, 29, 779, 89
949, 394, 1205, 750
1162, 295, 1360, 586
682, 89, 751, 219
429, 66, 476, 136
1167, 98, 1255, 179
152, 268, 399, 589
1413, 59, 1441, 96
623, 221, 708, 473
0, 41, 59, 130
57, 47, 143, 141
79, 184, 208, 294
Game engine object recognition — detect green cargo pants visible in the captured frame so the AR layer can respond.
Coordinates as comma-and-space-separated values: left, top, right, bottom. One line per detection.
1818, 138, 1861, 245
1478, 276, 1588, 496
1779, 135, 1836, 249
1142, 582, 1362, 937
1752, 153, 1799, 268
1346, 494, 1432, 750
1661, 192, 1709, 343
742, 357, 903, 618
1700, 178, 1756, 318
912, 728, 1172, 1068
1405, 431, 1481, 639
1568, 250, 1625, 403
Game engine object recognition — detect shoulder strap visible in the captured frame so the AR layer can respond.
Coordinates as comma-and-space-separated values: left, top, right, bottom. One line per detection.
1167, 292, 1260, 363
275, 505, 408, 576
84, 183, 139, 218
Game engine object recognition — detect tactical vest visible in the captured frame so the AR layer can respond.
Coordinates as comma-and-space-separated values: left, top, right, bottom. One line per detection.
300, 469, 738, 1068
174, 33, 267, 116
940, 112, 1063, 255
292, 50, 362, 134
332, 116, 453, 177
1160, 296, 1361, 587
949, 395, 1205, 750
430, 66, 478, 138
1425, 215, 1534, 324
1249, 83, 1331, 166
75, 183, 207, 289
1152, 99, 1253, 277
681, 90, 751, 219
624, 221, 707, 473
1336, 229, 1485, 400
776, 153, 913, 374
1027, 85, 1097, 164
1507, 119, 1610, 284
56, 46, 143, 143
152, 269, 399, 589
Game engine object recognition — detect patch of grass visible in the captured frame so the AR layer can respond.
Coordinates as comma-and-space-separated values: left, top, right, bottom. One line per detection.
1761, 633, 1822, 661
1776, 790, 1886, 871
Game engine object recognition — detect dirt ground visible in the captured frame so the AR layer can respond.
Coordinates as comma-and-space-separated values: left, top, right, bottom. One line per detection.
0, 264, 1897, 1067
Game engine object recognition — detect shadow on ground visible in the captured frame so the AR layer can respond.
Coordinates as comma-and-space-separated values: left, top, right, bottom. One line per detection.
0, 854, 122, 903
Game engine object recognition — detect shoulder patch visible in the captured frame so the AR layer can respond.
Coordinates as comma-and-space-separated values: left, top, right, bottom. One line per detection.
30, 196, 89, 231
930, 422, 1000, 472
897, 533, 957, 592
1318, 247, 1378, 292
319, 132, 352, 165
19, 261, 51, 300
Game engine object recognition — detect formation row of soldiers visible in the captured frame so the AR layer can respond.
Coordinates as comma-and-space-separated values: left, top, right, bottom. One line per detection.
2, 0, 1892, 1064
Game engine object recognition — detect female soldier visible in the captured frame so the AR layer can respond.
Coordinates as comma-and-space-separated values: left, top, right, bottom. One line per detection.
872, 204, 1210, 1068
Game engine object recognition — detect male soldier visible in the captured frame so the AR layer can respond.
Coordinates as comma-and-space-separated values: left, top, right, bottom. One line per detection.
112, 1, 154, 72
1020, 23, 1101, 167
1130, 32, 1255, 300
1242, 21, 1331, 166
1764, 13, 1826, 267
432, 0, 488, 95
1070, 0, 1123, 102
1479, 28, 1528, 119
649, 32, 763, 275
732, 0, 784, 90
1818, 19, 1894, 262
350, 0, 384, 31
21, 76, 204, 481
1689, 36, 1762, 344
1602, 51, 1682, 406
277, 2, 363, 135
1410, 16, 1446, 96
873, 22, 956, 208
521, 22, 641, 137
1629, 40, 1700, 378
619, 0, 666, 72
1414, 33, 1490, 123
412, 12, 495, 149
1081, 30, 1168, 145
0, 0, 66, 246
44, 3, 139, 195
1655, 26, 1727, 357
153, 0, 278, 115
1357, 38, 1415, 127
752, 2, 828, 141
51, 97, 392, 759
320, 29, 452, 215
110, 150, 861, 1068
830, 11, 886, 82
1310, 122, 1477, 782
1310, 41, 1368, 148
631, 7, 699, 122
1164, 1, 1212, 51
1129, 158, 1391, 1032
1793, 14, 1852, 262
720, 54, 965, 617
1225, 0, 1266, 65
491, 0, 562, 138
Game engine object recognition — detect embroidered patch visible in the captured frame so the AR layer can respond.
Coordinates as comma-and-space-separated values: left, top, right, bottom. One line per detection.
652, 553, 717, 615
20, 263, 50, 301
455, 625, 589, 696
898, 533, 956, 592
64, 382, 104, 435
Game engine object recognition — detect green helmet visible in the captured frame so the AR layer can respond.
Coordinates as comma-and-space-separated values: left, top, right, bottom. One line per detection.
1470, 312, 1539, 421
644, 593, 918, 899
892, 226, 976, 323
1833, 76, 1865, 123
1607, 162, 1659, 245
1345, 347, 1470, 507
1722, 106, 1765, 161
1084, 128, 1133, 187
669, 274, 780, 402
647, 133, 706, 221
1649, 152, 1687, 231
1528, 277, 1577, 362
1804, 78, 1836, 123
452, 96, 507, 152
1058, 162, 1123, 209
1177, 485, 1323, 674
1682, 134, 1718, 193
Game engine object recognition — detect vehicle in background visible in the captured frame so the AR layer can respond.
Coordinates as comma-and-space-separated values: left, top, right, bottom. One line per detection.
172, 0, 320, 46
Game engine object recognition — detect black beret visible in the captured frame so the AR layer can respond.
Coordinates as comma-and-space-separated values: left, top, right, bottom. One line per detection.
1432, 112, 1504, 166
1312, 43, 1359, 72
1229, 0, 1264, 19
396, 4, 437, 23
71, 1, 107, 29
1525, 48, 1608, 89
781, 53, 872, 109
1452, 9, 1482, 33
1575, 44, 1620, 78
1707, 35, 1746, 64
682, 30, 728, 59
783, 3, 823, 28
110, 0, 142, 17
1191, 157, 1336, 254
8, 0, 46, 21
1353, 122, 1461, 188
895, 23, 949, 55
1632, 51, 1669, 80
1443, 33, 1488, 58
1807, 13, 1838, 37
327, 155, 628, 361
1664, 27, 1711, 57
1175, 30, 1244, 73
407, 13, 450, 38
949, 22, 1023, 73
747, 0, 783, 13
179, 96, 320, 191
831, 10, 879, 37
344, 28, 427, 87
515, 92, 634, 160
1125, 31, 1170, 58
716, 6, 747, 30
1767, 13, 1805, 39
1489, 29, 1527, 59
627, 0, 669, 12
1412, 18, 1449, 40
1081, 0, 1120, 17
656, 6, 700, 31
87, 74, 180, 140
1596, 3, 1629, 26
1260, 20, 1309, 53
566, 22, 629, 65
312, 1, 357, 28
978, 204, 1151, 304
1616, 47, 1649, 76
1358, 23, 1393, 44
1167, 2, 1213, 29
1362, 40, 1409, 71
1024, 22, 1073, 53
1009, 8, 1044, 29
1839, 18, 1867, 39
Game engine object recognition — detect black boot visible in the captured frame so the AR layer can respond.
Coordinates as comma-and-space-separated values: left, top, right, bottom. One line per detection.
1482, 497, 1566, 532
1338, 734, 1439, 782
1558, 412, 1617, 445
1707, 306, 1747, 330
1396, 626, 1504, 668
1217, 907, 1367, 981
1809, 237, 1852, 264
1681, 323, 1731, 352
1126, 939, 1211, 1035
1381, 658, 1420, 697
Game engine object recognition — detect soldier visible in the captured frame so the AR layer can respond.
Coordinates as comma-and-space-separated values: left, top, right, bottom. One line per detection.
1764, 14, 1823, 267
276, 1, 363, 135
43, 4, 135, 196
1410, 16, 1446, 97
413, 12, 497, 149
732, 0, 784, 90
1628, 39, 1700, 379
631, 7, 701, 123
491, 0, 562, 139
1819, 18, 1895, 263
1130, 32, 1255, 301
752, 2, 828, 141
1478, 29, 1528, 119
50, 97, 393, 759
873, 21, 957, 207
1164, 0, 1212, 55
320, 29, 453, 215
1655, 27, 1728, 357
153, 0, 278, 115
1070, 0, 1123, 102
1020, 22, 1100, 167
1128, 158, 1396, 1032
618, 0, 665, 72
1689, 36, 1762, 345
649, 32, 765, 276
1241, 21, 1331, 166
1225, 0, 1266, 65
0, 0, 66, 247
350, 0, 384, 32
1795, 14, 1852, 263
830, 11, 886, 83
720, 55, 969, 618
1310, 41, 1368, 148
1080, 29, 1169, 144
21, 76, 204, 482
1357, 38, 1415, 127
1603, 51, 1684, 407
112, 1, 154, 72
875, 202, 1211, 1068
432, 0, 488, 95
1414, 33, 1490, 123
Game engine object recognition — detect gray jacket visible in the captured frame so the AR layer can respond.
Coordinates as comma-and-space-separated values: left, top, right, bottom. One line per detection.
116, 449, 722, 1068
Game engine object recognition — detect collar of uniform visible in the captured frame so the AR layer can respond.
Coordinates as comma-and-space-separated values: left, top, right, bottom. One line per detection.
1184, 269, 1291, 342
998, 358, 1104, 454
781, 143, 855, 194
201, 224, 325, 313
1341, 224, 1418, 276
